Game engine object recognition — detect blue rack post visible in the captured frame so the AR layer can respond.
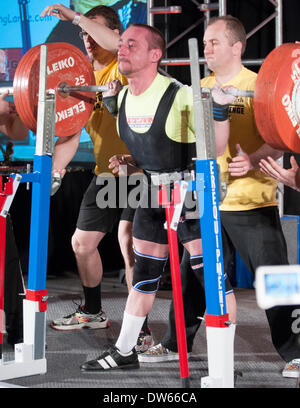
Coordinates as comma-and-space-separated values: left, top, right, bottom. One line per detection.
27, 155, 52, 291
196, 159, 227, 317
188, 38, 235, 388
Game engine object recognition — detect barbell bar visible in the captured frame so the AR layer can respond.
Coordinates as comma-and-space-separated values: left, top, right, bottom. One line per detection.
1, 41, 300, 151
0, 83, 254, 98
0, 85, 107, 96
57, 84, 108, 96
0, 85, 255, 99
199, 87, 254, 98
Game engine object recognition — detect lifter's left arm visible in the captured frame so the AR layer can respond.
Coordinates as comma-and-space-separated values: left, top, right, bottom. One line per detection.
211, 85, 236, 156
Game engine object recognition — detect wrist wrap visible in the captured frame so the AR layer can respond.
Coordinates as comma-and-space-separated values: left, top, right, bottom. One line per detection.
212, 100, 230, 121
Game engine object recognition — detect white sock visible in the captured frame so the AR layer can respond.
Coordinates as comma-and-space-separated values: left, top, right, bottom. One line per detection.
115, 311, 146, 354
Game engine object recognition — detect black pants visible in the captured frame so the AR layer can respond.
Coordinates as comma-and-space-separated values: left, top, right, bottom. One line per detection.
162, 248, 206, 353
4, 215, 24, 345
163, 207, 300, 362
221, 207, 300, 362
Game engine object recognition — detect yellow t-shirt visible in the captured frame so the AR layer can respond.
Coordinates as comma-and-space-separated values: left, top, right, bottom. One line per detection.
201, 66, 278, 211
85, 58, 130, 175
117, 73, 195, 143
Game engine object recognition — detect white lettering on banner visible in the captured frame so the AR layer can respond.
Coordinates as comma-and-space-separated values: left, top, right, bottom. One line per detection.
55, 100, 86, 122
210, 160, 225, 314
47, 56, 75, 75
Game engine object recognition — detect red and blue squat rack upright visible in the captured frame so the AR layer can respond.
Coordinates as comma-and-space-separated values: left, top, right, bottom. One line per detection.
0, 45, 55, 382
189, 38, 235, 388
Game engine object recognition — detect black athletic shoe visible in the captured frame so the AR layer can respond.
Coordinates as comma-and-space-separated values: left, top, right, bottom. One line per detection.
80, 345, 140, 372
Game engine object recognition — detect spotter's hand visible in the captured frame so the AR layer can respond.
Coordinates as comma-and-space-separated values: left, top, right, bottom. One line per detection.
108, 154, 138, 176
41, 3, 75, 21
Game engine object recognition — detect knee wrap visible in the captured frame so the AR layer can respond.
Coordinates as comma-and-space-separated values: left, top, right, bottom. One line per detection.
191, 254, 233, 294
132, 249, 168, 294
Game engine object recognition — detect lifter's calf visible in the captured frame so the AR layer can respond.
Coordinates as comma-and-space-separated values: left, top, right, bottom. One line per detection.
126, 289, 156, 317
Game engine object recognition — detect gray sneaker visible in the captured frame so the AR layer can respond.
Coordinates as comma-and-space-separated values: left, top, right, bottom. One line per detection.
135, 330, 155, 353
50, 306, 110, 331
282, 359, 300, 378
138, 343, 189, 363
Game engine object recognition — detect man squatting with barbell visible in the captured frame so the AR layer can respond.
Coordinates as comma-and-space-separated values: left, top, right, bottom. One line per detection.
40, 4, 157, 352
40, 7, 300, 376
42, 4, 237, 371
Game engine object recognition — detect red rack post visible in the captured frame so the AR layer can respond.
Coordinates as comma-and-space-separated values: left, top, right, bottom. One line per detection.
159, 183, 190, 387
0, 177, 13, 350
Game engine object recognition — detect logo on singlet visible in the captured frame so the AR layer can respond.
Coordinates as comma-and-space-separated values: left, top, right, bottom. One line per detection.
127, 116, 153, 128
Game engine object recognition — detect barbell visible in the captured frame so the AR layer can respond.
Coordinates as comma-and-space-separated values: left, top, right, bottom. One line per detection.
1, 42, 300, 151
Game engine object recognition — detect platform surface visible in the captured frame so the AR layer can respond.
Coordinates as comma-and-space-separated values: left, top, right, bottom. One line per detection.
1, 272, 298, 391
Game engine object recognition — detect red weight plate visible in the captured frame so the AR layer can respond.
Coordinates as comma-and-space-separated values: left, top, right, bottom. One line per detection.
48, 42, 95, 137
13, 45, 40, 131
254, 44, 285, 149
273, 44, 300, 152
13, 48, 31, 124
14, 42, 95, 137
254, 43, 300, 152
17, 46, 41, 132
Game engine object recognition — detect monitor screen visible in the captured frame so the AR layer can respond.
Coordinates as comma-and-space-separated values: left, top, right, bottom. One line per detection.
264, 272, 300, 297
0, 0, 147, 164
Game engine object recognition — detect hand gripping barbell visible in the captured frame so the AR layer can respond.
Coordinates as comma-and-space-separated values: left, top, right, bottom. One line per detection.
1, 42, 300, 151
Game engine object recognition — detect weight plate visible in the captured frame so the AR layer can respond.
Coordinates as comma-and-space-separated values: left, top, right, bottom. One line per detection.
13, 42, 95, 137
254, 43, 300, 152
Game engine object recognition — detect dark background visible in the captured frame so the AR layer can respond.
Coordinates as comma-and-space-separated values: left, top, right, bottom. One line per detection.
8, 0, 300, 277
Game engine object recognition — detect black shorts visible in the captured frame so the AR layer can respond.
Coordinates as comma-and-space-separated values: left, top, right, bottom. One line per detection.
133, 183, 200, 244
132, 182, 233, 293
76, 175, 135, 233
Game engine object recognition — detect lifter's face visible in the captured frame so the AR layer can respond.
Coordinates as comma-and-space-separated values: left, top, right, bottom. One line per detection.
203, 20, 238, 72
117, 26, 162, 77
